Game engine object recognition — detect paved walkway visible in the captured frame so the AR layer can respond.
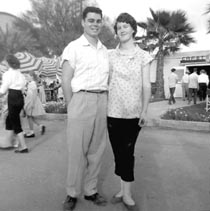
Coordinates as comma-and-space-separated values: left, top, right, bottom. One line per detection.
0, 120, 210, 211
0, 99, 209, 211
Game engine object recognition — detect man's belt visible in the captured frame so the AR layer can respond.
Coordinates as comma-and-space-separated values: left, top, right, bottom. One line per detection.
80, 89, 107, 94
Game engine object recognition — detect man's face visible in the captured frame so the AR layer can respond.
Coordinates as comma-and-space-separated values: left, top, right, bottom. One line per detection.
82, 12, 102, 38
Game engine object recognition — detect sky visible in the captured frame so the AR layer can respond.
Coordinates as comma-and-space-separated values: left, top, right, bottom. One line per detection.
0, 0, 210, 52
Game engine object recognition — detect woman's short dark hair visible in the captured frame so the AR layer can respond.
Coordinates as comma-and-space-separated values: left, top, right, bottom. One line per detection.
6, 54, 20, 69
114, 13, 137, 37
82, 6, 102, 20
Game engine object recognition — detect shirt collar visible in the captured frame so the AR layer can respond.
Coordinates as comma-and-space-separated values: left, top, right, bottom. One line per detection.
115, 44, 139, 58
80, 34, 104, 49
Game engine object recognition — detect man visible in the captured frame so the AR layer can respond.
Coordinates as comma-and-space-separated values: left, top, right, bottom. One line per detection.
181, 70, 189, 101
61, 6, 109, 211
188, 68, 199, 104
198, 69, 209, 101
168, 68, 178, 105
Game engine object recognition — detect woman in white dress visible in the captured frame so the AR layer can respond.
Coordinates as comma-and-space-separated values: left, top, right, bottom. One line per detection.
24, 72, 46, 138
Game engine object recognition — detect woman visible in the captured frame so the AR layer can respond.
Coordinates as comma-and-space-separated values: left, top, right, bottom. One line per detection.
0, 54, 28, 153
37, 75, 46, 104
107, 13, 153, 209
24, 72, 46, 138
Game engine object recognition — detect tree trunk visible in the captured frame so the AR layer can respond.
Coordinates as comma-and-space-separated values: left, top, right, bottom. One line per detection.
154, 50, 165, 99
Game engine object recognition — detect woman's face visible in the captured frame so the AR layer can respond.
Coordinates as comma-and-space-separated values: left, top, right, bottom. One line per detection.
116, 22, 134, 43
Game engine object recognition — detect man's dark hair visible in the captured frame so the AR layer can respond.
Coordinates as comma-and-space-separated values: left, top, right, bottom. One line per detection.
171, 68, 176, 72
193, 67, 197, 73
114, 13, 137, 37
6, 54, 20, 69
82, 6, 102, 20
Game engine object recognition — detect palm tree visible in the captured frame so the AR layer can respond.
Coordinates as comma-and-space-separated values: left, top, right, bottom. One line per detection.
205, 3, 210, 33
0, 25, 40, 61
137, 8, 195, 99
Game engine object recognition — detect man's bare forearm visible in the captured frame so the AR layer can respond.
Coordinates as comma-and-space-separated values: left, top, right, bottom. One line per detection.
61, 61, 74, 106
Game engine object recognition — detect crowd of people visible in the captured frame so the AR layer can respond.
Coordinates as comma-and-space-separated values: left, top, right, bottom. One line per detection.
168, 67, 209, 105
0, 55, 46, 151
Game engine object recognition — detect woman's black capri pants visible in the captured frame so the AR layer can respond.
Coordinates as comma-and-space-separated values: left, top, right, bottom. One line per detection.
107, 117, 141, 182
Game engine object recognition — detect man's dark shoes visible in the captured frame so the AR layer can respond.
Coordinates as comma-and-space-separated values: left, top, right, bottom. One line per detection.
24, 133, 35, 138
84, 193, 107, 206
14, 148, 29, 153
63, 195, 77, 211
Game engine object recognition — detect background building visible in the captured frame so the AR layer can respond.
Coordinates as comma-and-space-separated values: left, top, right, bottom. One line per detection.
150, 50, 210, 98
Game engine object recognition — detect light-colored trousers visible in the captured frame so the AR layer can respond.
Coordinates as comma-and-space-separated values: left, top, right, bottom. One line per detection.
182, 83, 189, 100
66, 91, 107, 197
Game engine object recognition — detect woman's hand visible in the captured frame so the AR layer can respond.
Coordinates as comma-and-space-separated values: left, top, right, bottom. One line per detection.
139, 111, 147, 127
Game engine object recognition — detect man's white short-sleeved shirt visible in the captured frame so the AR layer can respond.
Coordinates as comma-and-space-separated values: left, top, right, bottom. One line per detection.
61, 35, 109, 92
198, 73, 209, 85
168, 72, 178, 88
188, 72, 198, 88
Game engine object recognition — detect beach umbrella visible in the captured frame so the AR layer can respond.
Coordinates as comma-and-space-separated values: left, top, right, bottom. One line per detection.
15, 52, 42, 73
56, 56, 62, 78
0, 61, 8, 75
39, 57, 61, 79
0, 61, 8, 85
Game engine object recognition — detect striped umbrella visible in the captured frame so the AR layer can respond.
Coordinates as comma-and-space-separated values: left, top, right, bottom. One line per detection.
56, 56, 62, 78
0, 61, 8, 85
0, 61, 8, 75
15, 52, 42, 73
39, 57, 61, 79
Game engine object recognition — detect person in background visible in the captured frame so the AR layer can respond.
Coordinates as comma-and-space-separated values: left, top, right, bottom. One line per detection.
198, 69, 209, 101
24, 72, 46, 138
37, 75, 46, 104
188, 68, 199, 104
107, 13, 153, 209
181, 70, 189, 101
56, 79, 64, 102
0, 54, 28, 153
61, 6, 109, 211
168, 68, 178, 105
53, 79, 61, 101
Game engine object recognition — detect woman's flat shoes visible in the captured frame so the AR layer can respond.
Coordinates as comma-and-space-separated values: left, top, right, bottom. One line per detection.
122, 200, 136, 210
14, 148, 29, 153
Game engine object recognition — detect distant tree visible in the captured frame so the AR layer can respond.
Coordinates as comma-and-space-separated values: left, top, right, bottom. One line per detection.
0, 25, 39, 61
138, 8, 195, 98
99, 16, 118, 49
205, 3, 210, 33
14, 0, 85, 57
14, 0, 117, 57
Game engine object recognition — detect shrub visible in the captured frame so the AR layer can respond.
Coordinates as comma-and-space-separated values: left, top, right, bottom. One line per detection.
44, 101, 67, 114
161, 103, 210, 122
